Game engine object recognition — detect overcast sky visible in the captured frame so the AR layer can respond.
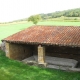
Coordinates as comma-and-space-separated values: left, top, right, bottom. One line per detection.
0, 0, 80, 22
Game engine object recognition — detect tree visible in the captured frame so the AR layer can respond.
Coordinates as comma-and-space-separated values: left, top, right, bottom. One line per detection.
28, 15, 41, 24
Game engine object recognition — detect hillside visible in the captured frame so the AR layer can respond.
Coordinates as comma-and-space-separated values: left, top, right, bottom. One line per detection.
40, 8, 80, 19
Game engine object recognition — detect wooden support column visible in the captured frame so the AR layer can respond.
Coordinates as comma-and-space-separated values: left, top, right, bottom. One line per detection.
38, 45, 46, 66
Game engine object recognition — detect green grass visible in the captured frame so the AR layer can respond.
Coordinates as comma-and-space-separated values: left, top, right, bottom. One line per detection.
38, 21, 80, 26
0, 21, 80, 43
0, 50, 80, 80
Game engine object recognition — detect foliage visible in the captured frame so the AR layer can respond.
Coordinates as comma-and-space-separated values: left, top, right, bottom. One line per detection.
0, 50, 80, 80
28, 15, 41, 24
40, 8, 80, 19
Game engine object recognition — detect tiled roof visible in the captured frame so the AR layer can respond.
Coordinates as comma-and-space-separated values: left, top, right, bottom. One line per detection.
3, 25, 80, 47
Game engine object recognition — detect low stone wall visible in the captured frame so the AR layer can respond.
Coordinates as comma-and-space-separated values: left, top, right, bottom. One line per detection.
5, 42, 33, 60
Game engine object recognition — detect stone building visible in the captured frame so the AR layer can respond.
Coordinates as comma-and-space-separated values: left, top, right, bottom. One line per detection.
2, 25, 80, 70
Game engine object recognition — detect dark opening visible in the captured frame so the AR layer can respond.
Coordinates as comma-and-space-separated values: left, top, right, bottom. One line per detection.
45, 45, 80, 61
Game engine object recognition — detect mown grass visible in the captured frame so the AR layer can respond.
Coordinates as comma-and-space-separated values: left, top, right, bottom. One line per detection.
0, 50, 80, 80
0, 21, 80, 43
38, 21, 80, 26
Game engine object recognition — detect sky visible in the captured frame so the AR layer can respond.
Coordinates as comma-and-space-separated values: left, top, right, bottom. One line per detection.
0, 0, 80, 22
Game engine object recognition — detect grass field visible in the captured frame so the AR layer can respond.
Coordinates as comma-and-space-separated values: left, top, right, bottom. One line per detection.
0, 50, 80, 80
38, 21, 80, 26
0, 21, 80, 43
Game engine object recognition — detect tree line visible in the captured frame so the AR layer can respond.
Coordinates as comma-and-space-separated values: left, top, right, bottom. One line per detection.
40, 8, 80, 19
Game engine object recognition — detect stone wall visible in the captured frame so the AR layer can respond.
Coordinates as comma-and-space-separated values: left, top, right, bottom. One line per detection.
5, 42, 33, 60
1, 41, 6, 52
45, 45, 80, 61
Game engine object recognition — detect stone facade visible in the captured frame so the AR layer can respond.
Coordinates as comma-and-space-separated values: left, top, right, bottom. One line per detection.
5, 42, 80, 69
5, 42, 33, 60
